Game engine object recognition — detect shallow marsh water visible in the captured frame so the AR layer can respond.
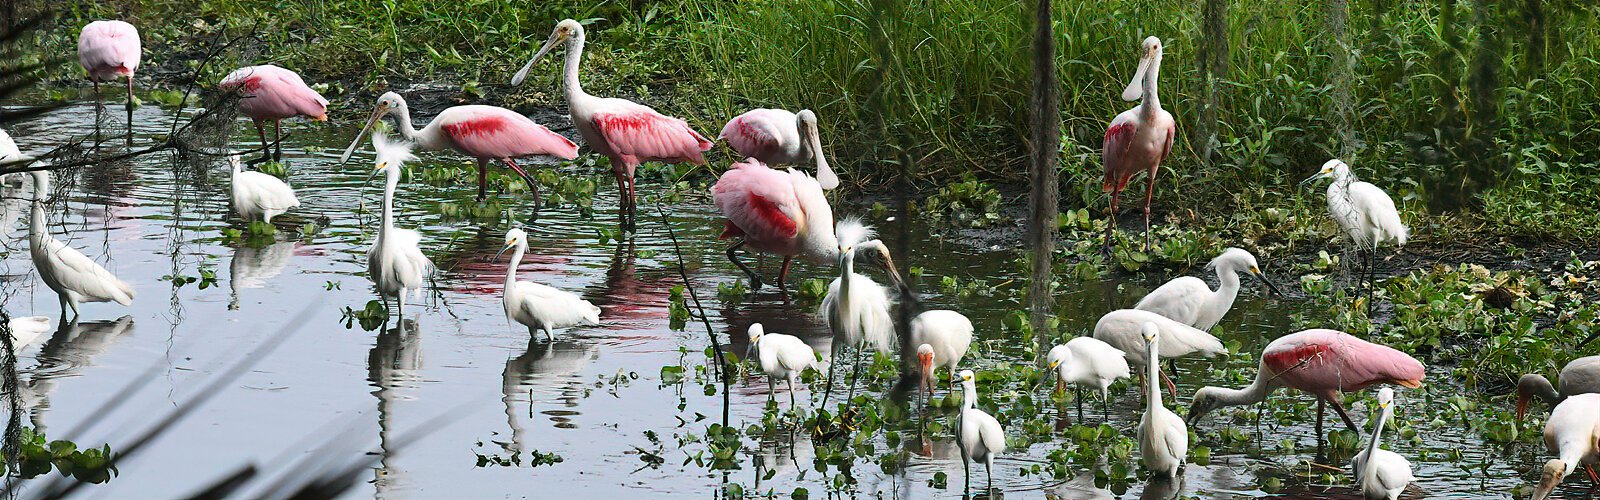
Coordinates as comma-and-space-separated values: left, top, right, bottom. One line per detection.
0, 98, 1572, 499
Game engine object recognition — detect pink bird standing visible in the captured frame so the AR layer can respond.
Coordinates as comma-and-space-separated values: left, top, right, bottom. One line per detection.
1186, 329, 1425, 449
512, 19, 713, 228
720, 109, 838, 190
78, 20, 141, 139
219, 65, 329, 162
341, 92, 578, 202
711, 158, 837, 290
1101, 36, 1176, 254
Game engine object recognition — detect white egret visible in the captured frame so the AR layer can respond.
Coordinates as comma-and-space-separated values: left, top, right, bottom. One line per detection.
28, 171, 135, 320
498, 228, 600, 341
909, 309, 973, 392
1044, 336, 1131, 421
1532, 393, 1600, 500
1351, 388, 1413, 500
1135, 247, 1282, 330
1303, 159, 1407, 309
745, 323, 816, 408
7, 316, 53, 351
1093, 309, 1223, 398
366, 133, 434, 319
0, 127, 33, 184
956, 369, 1005, 493
818, 220, 898, 405
1137, 322, 1188, 478
228, 154, 300, 223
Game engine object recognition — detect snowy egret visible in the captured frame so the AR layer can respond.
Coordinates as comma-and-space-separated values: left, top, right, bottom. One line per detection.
1303, 159, 1407, 310
1517, 355, 1600, 422
719, 109, 838, 190
1093, 309, 1222, 398
1135, 247, 1282, 331
219, 65, 328, 162
956, 369, 1005, 493
818, 220, 898, 405
228, 154, 300, 223
1101, 36, 1176, 254
28, 171, 135, 319
744, 323, 817, 408
7, 316, 53, 351
0, 127, 31, 170
1043, 337, 1131, 421
1531, 393, 1600, 500
1187, 329, 1424, 452
909, 309, 974, 392
366, 133, 434, 318
1351, 388, 1413, 500
1137, 323, 1188, 478
498, 228, 600, 341
712, 158, 836, 290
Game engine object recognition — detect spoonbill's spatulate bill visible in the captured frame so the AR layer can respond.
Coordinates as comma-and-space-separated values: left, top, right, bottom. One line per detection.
365, 132, 434, 319
28, 171, 135, 320
1101, 36, 1175, 254
1531, 393, 1600, 500
219, 65, 328, 163
1137, 323, 1188, 478
720, 109, 838, 189
711, 158, 836, 290
228, 154, 300, 223
1135, 247, 1282, 330
1351, 388, 1414, 500
498, 228, 600, 341
1517, 355, 1600, 421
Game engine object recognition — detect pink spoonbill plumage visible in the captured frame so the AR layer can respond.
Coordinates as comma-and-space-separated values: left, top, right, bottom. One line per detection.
77, 20, 141, 140
720, 109, 838, 189
219, 65, 328, 162
512, 19, 713, 228
341, 91, 578, 202
1100, 36, 1175, 254
711, 158, 836, 290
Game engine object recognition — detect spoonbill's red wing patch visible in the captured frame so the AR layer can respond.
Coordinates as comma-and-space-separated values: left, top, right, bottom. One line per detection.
747, 192, 798, 237
220, 65, 329, 121
594, 111, 713, 165
720, 115, 781, 160
712, 159, 804, 246
1264, 330, 1425, 392
1102, 121, 1137, 191
437, 106, 579, 160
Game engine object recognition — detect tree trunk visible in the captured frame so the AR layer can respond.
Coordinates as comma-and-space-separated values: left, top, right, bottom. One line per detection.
1027, 0, 1059, 355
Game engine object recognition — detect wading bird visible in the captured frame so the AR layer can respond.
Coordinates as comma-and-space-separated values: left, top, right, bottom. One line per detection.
1186, 329, 1425, 449
77, 20, 140, 138
1092, 309, 1222, 398
1531, 393, 1600, 500
1135, 247, 1282, 330
711, 158, 835, 290
0, 127, 31, 183
1351, 388, 1413, 500
498, 228, 600, 341
1138, 323, 1188, 478
909, 309, 974, 392
228, 154, 299, 223
720, 109, 838, 190
8, 316, 53, 351
745, 323, 816, 408
28, 171, 135, 320
1303, 159, 1407, 311
342, 92, 579, 202
1100, 36, 1175, 254
219, 65, 328, 163
1043, 336, 1130, 421
916, 344, 937, 404
956, 369, 1005, 493
1517, 355, 1600, 422
366, 133, 434, 318
512, 19, 713, 227
818, 220, 899, 405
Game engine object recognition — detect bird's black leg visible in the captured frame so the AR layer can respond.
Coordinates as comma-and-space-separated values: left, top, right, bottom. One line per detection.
1143, 170, 1157, 252
1315, 398, 1326, 460
476, 159, 489, 200
501, 159, 541, 211
124, 76, 134, 146
273, 120, 283, 162
1101, 189, 1121, 258
1329, 396, 1361, 434
253, 120, 271, 164
1075, 386, 1084, 423
726, 240, 763, 290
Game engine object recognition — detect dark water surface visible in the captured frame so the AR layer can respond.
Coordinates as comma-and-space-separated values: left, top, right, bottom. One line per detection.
0, 99, 1561, 499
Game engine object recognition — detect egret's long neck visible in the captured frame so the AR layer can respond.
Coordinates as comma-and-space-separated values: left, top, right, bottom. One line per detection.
1141, 52, 1162, 115
392, 104, 420, 141
28, 173, 46, 241
380, 168, 399, 239
563, 33, 587, 101
1362, 404, 1390, 481
962, 382, 976, 411
1211, 265, 1241, 313
1146, 338, 1163, 408
505, 242, 526, 289
838, 253, 854, 301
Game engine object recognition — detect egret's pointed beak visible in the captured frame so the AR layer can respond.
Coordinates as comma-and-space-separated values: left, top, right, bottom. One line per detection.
1121, 51, 1152, 101
1032, 363, 1057, 391
341, 103, 389, 165
1252, 267, 1285, 297
512, 31, 568, 86
1300, 170, 1332, 187
495, 240, 514, 261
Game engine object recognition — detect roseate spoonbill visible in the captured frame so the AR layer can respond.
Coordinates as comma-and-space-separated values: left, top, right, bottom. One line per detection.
1043, 337, 1130, 421
1517, 355, 1600, 422
366, 133, 434, 318
956, 369, 1005, 493
712, 158, 835, 290
1531, 393, 1600, 500
78, 20, 140, 139
1303, 159, 1407, 311
720, 109, 838, 190
512, 19, 713, 227
1186, 329, 1425, 448
498, 228, 600, 341
1093, 309, 1223, 398
818, 220, 900, 405
1135, 247, 1282, 330
228, 154, 299, 223
28, 171, 134, 320
744, 323, 816, 408
1351, 388, 1414, 500
909, 309, 974, 391
1101, 36, 1175, 254
1138, 323, 1188, 478
8, 316, 53, 351
219, 65, 328, 163
342, 92, 578, 202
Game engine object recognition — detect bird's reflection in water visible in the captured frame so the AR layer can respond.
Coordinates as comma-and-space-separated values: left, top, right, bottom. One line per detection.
751, 431, 814, 488
590, 235, 669, 323
499, 338, 596, 453
1139, 475, 1182, 500
26, 316, 135, 432
228, 241, 296, 310
366, 319, 421, 500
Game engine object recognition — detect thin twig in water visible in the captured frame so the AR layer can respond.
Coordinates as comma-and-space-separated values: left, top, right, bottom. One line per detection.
653, 200, 731, 426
